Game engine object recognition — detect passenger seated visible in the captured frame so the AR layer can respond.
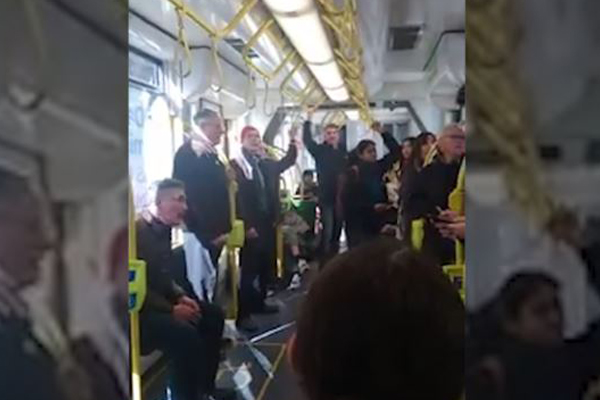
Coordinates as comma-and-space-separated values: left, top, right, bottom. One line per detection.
288, 239, 465, 400
136, 179, 235, 400
280, 201, 311, 290
296, 169, 319, 202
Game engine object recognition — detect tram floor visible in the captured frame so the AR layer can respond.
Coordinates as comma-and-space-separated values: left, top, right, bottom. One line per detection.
146, 267, 317, 400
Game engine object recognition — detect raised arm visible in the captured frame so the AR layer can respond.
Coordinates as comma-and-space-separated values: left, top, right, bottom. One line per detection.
303, 120, 320, 159
378, 131, 401, 172
274, 140, 298, 174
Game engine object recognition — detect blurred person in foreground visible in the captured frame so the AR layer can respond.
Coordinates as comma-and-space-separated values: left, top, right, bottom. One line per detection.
0, 168, 100, 400
0, 169, 63, 399
466, 211, 600, 400
137, 179, 235, 400
288, 238, 465, 400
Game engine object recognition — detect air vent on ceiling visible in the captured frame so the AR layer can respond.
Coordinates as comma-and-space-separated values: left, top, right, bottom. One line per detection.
388, 25, 422, 51
224, 38, 259, 58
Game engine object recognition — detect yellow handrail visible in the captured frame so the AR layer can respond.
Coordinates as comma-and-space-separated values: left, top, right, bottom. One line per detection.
129, 181, 143, 400
167, 0, 258, 40
280, 56, 306, 101
243, 18, 297, 81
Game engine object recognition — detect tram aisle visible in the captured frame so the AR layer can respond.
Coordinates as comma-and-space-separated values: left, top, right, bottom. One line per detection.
148, 267, 317, 400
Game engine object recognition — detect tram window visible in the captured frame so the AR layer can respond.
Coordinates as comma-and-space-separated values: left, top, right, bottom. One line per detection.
129, 49, 163, 91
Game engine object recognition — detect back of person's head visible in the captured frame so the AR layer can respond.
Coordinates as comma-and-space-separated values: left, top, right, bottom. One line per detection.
497, 271, 563, 346
291, 239, 465, 400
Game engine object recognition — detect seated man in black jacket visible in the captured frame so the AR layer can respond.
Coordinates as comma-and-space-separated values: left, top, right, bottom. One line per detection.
137, 179, 235, 400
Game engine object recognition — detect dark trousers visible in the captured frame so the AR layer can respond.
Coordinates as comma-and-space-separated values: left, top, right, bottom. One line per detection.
345, 215, 370, 249
320, 202, 343, 265
238, 237, 271, 321
140, 302, 225, 400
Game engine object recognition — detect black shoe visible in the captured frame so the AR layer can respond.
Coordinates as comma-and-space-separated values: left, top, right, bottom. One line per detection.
257, 303, 279, 314
236, 317, 258, 332
206, 387, 237, 400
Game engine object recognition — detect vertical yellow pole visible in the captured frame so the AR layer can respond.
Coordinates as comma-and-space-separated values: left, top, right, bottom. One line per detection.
129, 183, 143, 400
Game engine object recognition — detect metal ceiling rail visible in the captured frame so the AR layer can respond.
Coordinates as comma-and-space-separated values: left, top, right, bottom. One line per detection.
315, 0, 373, 125
166, 0, 258, 40
242, 18, 297, 81
165, 0, 325, 109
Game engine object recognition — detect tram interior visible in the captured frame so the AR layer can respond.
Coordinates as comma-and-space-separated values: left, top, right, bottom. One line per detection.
128, 0, 464, 399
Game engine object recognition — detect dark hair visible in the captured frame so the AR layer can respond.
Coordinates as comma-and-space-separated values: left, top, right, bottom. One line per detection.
497, 272, 559, 321
302, 170, 315, 178
193, 108, 219, 125
155, 178, 185, 203
467, 271, 560, 364
410, 132, 435, 169
356, 139, 376, 156
294, 239, 465, 400
400, 137, 417, 168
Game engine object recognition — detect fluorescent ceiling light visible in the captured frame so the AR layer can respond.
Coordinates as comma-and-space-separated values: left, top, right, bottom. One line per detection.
276, 12, 334, 64
325, 86, 350, 102
262, 0, 313, 14
263, 0, 349, 102
308, 62, 345, 90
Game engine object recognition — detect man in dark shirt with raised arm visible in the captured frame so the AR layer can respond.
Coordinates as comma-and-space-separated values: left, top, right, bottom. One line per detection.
137, 179, 235, 400
303, 109, 348, 264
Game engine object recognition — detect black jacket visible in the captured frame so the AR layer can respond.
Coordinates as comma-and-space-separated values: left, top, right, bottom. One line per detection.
233, 144, 297, 233
303, 121, 348, 205
405, 157, 462, 265
173, 141, 231, 250
342, 132, 400, 235
0, 315, 64, 400
259, 143, 297, 223
136, 217, 185, 314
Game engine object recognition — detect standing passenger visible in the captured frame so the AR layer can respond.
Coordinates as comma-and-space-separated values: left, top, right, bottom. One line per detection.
341, 123, 401, 247
405, 125, 465, 265
173, 109, 231, 283
232, 126, 297, 331
303, 109, 348, 264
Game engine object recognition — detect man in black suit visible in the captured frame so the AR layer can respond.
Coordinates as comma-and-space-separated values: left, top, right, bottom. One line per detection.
137, 179, 235, 400
231, 126, 297, 331
0, 169, 65, 400
173, 109, 231, 267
